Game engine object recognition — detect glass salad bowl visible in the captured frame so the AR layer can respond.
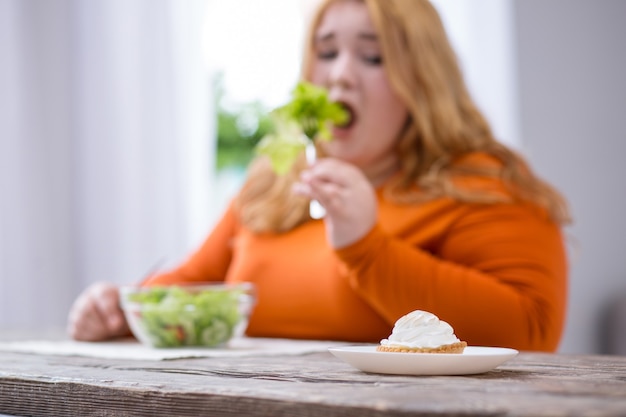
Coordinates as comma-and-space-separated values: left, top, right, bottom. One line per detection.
120, 282, 255, 348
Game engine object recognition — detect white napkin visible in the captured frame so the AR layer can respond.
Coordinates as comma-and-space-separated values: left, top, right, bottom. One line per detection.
0, 337, 349, 361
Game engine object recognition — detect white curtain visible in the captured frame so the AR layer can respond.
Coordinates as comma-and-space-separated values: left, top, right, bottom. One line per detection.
0, 0, 213, 330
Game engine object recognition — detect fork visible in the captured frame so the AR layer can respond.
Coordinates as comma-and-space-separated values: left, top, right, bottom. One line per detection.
305, 139, 326, 219
299, 116, 327, 219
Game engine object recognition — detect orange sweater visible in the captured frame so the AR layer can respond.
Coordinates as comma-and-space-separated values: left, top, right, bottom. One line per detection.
144, 179, 568, 352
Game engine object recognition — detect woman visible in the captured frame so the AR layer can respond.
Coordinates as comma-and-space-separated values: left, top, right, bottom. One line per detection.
68, 0, 570, 351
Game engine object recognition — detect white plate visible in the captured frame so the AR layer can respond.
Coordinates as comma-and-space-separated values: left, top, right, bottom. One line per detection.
328, 345, 518, 375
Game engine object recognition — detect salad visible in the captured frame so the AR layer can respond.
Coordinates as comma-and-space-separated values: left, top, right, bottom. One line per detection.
121, 284, 254, 348
256, 81, 349, 175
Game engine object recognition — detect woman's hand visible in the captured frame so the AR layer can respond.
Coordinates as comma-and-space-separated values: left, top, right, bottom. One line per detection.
67, 282, 130, 341
295, 158, 377, 248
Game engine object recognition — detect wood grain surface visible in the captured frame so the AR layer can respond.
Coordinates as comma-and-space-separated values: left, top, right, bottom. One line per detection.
1, 348, 625, 416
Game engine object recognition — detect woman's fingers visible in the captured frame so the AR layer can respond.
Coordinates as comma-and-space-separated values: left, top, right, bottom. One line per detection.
295, 158, 378, 248
92, 283, 125, 331
67, 290, 106, 341
67, 282, 128, 341
307, 181, 344, 211
301, 159, 352, 188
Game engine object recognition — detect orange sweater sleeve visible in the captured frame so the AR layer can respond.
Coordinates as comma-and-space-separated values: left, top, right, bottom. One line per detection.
335, 202, 568, 352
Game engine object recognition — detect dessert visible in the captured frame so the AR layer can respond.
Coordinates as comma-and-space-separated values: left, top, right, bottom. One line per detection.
377, 310, 467, 353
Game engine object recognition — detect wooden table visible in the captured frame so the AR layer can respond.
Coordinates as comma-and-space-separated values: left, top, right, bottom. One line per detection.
0, 342, 625, 416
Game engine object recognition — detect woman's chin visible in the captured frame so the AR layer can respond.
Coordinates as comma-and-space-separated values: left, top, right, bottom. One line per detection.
331, 126, 353, 140
322, 146, 362, 165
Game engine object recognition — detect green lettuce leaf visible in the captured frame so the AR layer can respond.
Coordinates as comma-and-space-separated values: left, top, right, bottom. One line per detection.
255, 81, 349, 175
255, 118, 308, 175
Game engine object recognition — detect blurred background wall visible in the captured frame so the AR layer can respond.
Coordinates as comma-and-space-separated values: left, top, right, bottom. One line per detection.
514, 0, 626, 353
0, 0, 624, 354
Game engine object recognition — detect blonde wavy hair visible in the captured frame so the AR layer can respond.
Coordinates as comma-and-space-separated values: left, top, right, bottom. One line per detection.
235, 0, 571, 233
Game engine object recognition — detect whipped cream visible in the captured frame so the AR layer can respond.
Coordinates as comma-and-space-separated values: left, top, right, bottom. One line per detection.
380, 310, 461, 349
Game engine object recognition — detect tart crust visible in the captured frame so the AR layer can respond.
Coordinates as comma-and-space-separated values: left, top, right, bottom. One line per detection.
376, 341, 467, 354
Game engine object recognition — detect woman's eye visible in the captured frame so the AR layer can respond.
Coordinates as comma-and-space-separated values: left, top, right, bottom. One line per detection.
363, 55, 382, 65
317, 50, 337, 60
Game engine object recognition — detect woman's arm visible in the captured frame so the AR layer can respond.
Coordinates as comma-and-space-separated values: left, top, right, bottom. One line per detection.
335, 203, 568, 352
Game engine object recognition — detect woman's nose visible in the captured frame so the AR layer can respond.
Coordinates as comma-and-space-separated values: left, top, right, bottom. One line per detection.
328, 52, 356, 89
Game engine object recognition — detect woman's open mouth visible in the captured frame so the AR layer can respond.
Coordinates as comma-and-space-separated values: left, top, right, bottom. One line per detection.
335, 102, 356, 130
